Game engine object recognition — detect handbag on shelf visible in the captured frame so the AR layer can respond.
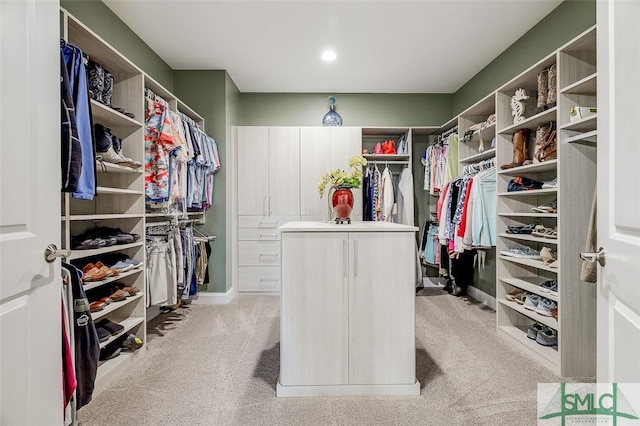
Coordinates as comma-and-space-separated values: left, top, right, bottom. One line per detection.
533, 121, 557, 163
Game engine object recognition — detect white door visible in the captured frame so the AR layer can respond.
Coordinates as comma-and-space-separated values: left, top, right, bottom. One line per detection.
268, 127, 300, 216
597, 0, 640, 382
332, 127, 363, 219
0, 1, 62, 424
300, 127, 332, 219
280, 232, 349, 385
237, 127, 270, 216
348, 232, 415, 384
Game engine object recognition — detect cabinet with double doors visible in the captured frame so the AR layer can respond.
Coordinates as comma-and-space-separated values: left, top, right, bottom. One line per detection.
299, 127, 362, 221
278, 223, 418, 396
235, 127, 300, 292
495, 26, 596, 377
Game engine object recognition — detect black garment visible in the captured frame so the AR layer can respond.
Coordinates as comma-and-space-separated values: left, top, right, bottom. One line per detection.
449, 249, 476, 296
62, 262, 100, 409
363, 171, 372, 221
60, 49, 82, 192
203, 241, 212, 285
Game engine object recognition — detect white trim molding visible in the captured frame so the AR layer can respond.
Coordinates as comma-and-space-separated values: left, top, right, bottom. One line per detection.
192, 288, 235, 305
467, 286, 497, 311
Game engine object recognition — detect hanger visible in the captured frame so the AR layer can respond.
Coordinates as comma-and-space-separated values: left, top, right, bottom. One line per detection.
193, 226, 216, 241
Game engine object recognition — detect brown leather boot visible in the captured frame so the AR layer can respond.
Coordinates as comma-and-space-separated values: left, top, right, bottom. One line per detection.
501, 129, 530, 169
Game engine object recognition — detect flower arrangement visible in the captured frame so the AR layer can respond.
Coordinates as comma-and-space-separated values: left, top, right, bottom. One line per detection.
317, 155, 368, 198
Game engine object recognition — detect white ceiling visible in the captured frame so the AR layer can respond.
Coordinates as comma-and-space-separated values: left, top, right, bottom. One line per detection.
103, 0, 563, 93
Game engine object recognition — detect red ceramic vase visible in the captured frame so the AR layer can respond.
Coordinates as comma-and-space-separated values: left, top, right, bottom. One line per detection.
332, 187, 354, 222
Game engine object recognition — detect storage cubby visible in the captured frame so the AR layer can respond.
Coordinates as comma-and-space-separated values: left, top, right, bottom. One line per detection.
494, 26, 597, 377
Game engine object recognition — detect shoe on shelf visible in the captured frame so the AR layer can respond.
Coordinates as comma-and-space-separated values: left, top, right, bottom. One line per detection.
81, 263, 109, 282
531, 225, 557, 239
540, 247, 557, 265
500, 246, 541, 259
527, 322, 545, 340
550, 307, 558, 320
108, 288, 129, 302
95, 318, 125, 335
506, 223, 535, 234
536, 326, 558, 346
110, 260, 134, 272
99, 345, 122, 361
531, 199, 558, 213
116, 284, 140, 296
523, 293, 541, 311
505, 289, 526, 302
542, 178, 558, 189
89, 300, 106, 313
539, 279, 558, 295
535, 298, 557, 317
123, 258, 142, 268
120, 334, 144, 351
95, 326, 111, 343
507, 176, 544, 192
94, 261, 119, 277
513, 292, 527, 305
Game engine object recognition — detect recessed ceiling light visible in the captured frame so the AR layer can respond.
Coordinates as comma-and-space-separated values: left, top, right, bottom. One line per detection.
322, 50, 337, 62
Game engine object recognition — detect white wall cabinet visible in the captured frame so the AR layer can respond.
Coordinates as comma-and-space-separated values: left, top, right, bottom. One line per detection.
278, 222, 419, 397
300, 127, 362, 220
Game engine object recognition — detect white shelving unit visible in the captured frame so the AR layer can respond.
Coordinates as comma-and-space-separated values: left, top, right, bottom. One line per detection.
494, 26, 597, 377
61, 8, 210, 396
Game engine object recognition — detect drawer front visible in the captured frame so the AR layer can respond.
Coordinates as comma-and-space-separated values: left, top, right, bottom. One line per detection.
238, 267, 281, 292
239, 241, 281, 266
238, 227, 281, 241
238, 215, 299, 229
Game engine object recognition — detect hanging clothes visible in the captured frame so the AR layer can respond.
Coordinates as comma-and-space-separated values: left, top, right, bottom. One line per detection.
397, 167, 414, 226
60, 48, 82, 193
62, 262, 99, 410
381, 166, 394, 222
61, 41, 96, 200
443, 133, 459, 185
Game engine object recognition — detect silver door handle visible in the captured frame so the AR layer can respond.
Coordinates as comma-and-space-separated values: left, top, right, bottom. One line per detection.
580, 247, 606, 267
44, 244, 71, 263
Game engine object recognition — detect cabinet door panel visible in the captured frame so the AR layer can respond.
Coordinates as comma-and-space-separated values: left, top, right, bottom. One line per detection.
281, 232, 349, 385
300, 127, 332, 217
268, 127, 300, 216
349, 232, 416, 385
332, 127, 363, 217
237, 127, 269, 215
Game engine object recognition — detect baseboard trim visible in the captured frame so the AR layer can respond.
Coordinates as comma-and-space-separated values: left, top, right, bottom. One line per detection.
467, 286, 497, 311
276, 380, 421, 397
192, 289, 235, 305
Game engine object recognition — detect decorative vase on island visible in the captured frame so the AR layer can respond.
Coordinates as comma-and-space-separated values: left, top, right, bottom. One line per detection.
332, 186, 353, 224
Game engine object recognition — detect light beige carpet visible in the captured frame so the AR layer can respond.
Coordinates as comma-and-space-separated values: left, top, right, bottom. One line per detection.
78, 289, 577, 426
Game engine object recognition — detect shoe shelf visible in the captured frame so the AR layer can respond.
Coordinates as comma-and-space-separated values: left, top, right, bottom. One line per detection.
559, 114, 597, 132
498, 325, 559, 366
91, 100, 142, 128
499, 255, 559, 273
566, 130, 597, 145
498, 188, 558, 197
497, 159, 558, 176
95, 160, 143, 175
460, 148, 496, 164
68, 214, 145, 221
68, 241, 144, 261
96, 186, 144, 196
498, 107, 558, 135
498, 212, 558, 218
83, 267, 144, 291
99, 317, 145, 349
498, 299, 558, 329
560, 72, 597, 95
91, 292, 144, 321
499, 233, 558, 245
500, 276, 559, 303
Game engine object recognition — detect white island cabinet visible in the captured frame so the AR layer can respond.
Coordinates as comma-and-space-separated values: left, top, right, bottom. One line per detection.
277, 221, 420, 397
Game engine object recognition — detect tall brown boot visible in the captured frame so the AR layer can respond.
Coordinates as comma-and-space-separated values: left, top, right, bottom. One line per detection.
547, 64, 557, 109
536, 69, 548, 113
501, 129, 530, 169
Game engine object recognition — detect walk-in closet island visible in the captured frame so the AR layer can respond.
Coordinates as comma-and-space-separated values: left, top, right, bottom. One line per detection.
277, 221, 420, 397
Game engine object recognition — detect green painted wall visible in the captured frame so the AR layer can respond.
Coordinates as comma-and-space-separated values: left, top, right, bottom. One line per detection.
61, 0, 174, 90
239, 93, 452, 127
173, 71, 230, 293
452, 0, 596, 115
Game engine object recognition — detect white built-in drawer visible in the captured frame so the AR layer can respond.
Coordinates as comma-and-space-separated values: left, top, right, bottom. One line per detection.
238, 241, 281, 266
238, 267, 281, 292
238, 228, 281, 241
238, 215, 299, 229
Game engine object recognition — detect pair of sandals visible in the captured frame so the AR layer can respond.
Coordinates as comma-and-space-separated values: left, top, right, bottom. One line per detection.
506, 223, 535, 234
532, 225, 557, 239
82, 261, 119, 282
541, 247, 559, 268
